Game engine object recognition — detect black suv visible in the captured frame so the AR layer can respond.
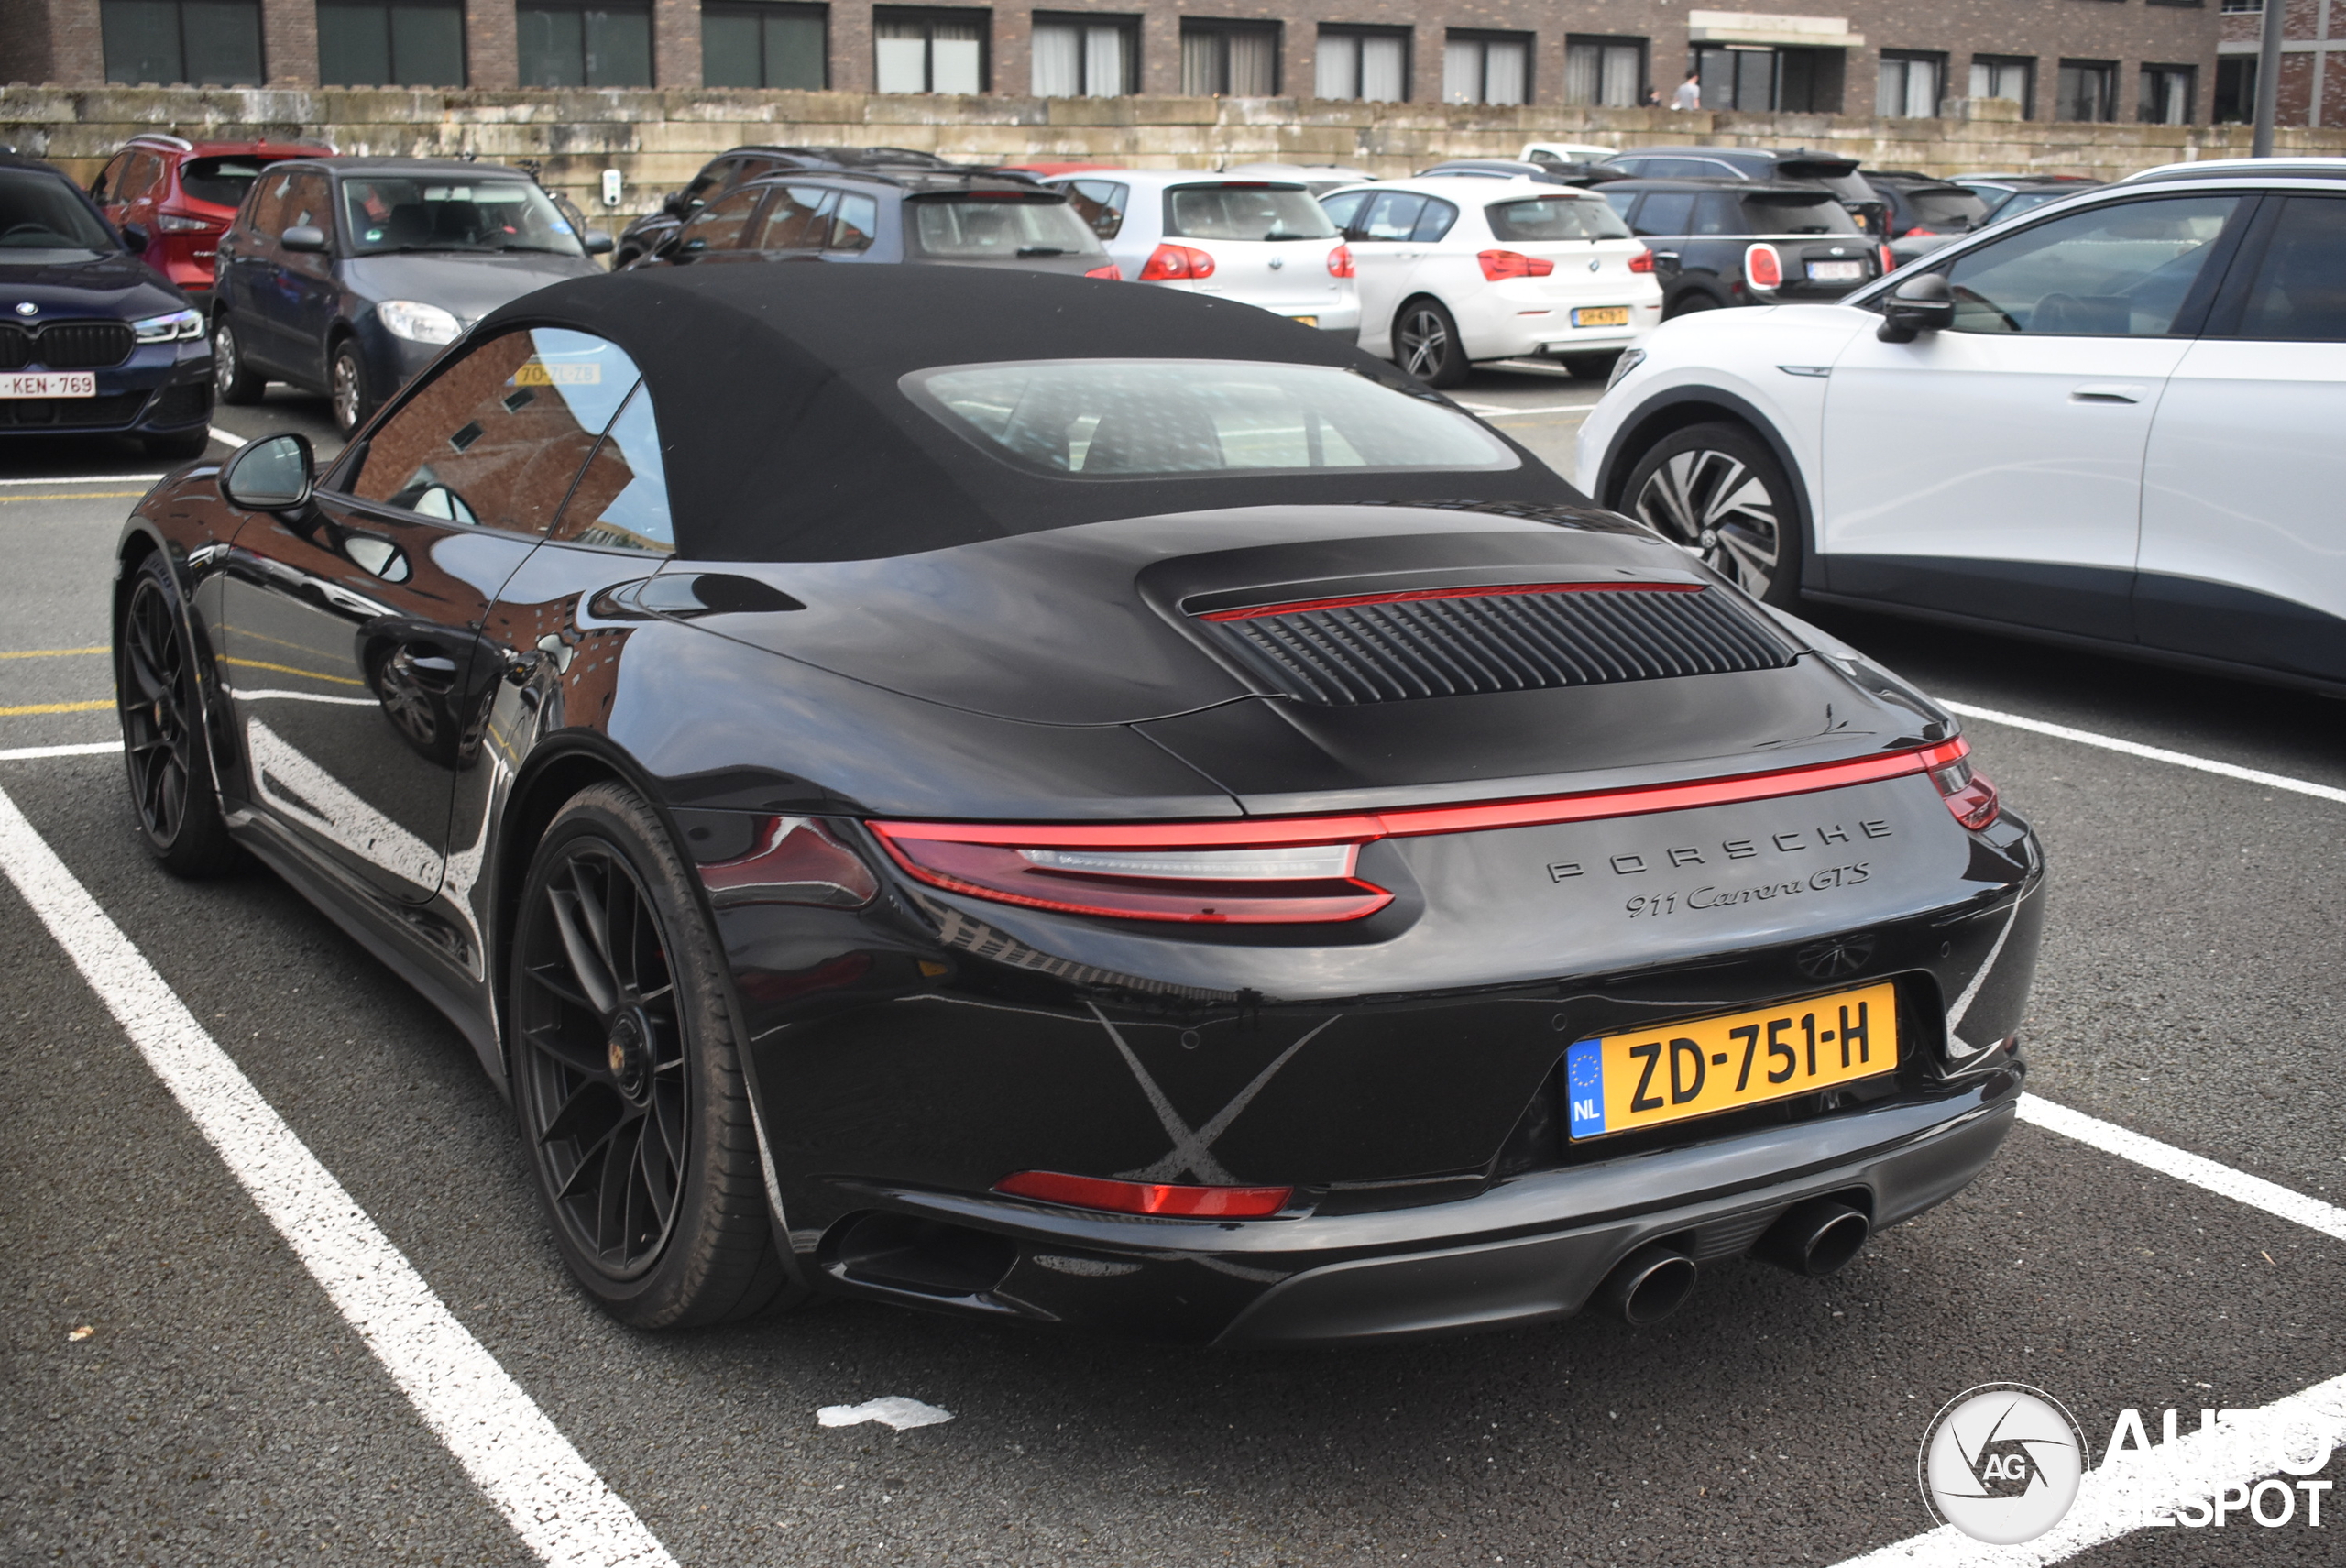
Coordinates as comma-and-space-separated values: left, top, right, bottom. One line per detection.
630, 170, 1115, 277
0, 152, 213, 458
1598, 146, 1888, 236
1865, 171, 1990, 239
614, 146, 983, 268
1596, 177, 1882, 317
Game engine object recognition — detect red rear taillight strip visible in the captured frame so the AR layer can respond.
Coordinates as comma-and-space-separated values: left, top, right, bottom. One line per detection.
1197, 580, 1702, 622
872, 739, 1971, 850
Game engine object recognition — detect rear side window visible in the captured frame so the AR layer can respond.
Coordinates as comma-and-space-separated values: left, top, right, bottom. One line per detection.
750, 186, 837, 250
548, 379, 673, 554
1410, 198, 1458, 243
2233, 196, 2346, 343
179, 155, 270, 208
1357, 191, 1425, 240
1740, 194, 1858, 236
348, 328, 651, 537
1630, 192, 1695, 236
1062, 180, 1128, 239
1486, 195, 1630, 242
1165, 184, 1336, 241
678, 185, 766, 251
906, 196, 1106, 258
1319, 190, 1370, 233
832, 192, 879, 252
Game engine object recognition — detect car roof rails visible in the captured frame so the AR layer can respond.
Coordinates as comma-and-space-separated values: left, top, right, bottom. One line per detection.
127, 133, 197, 151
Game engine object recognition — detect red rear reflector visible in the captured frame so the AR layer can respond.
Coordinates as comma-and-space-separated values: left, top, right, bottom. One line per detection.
996, 1171, 1293, 1218
1140, 243, 1215, 280
1628, 247, 1655, 274
1084, 263, 1120, 279
1879, 243, 1896, 273
1327, 243, 1355, 278
1744, 242, 1784, 290
1928, 755, 2001, 830
1478, 248, 1555, 281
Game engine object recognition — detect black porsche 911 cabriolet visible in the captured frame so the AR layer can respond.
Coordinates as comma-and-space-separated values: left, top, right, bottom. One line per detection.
115, 265, 2043, 1343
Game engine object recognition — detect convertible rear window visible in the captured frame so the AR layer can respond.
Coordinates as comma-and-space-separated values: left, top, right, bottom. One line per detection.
1164, 184, 1337, 241
1486, 196, 1632, 242
906, 195, 1105, 259
1741, 193, 1860, 236
906, 359, 1517, 477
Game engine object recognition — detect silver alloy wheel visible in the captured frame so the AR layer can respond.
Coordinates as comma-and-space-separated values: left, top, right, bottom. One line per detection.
1633, 446, 1781, 598
330, 346, 363, 433
213, 319, 239, 389
1397, 306, 1451, 380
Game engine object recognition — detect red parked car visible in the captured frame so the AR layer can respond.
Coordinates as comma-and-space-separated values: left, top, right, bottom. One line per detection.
90, 134, 332, 306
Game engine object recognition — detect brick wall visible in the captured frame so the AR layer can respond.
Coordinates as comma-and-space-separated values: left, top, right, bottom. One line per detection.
2220, 0, 2346, 125
5, 84, 2343, 225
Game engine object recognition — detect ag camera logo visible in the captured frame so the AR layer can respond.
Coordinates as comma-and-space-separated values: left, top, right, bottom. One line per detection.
1918, 1384, 2089, 1544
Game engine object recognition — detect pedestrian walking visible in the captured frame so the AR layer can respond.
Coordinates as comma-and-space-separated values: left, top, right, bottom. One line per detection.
1671, 70, 1701, 110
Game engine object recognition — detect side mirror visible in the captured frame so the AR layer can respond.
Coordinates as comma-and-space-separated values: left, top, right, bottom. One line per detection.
280, 225, 327, 254
119, 221, 150, 251
662, 192, 691, 218
582, 229, 614, 256
1877, 271, 1954, 343
221, 432, 314, 512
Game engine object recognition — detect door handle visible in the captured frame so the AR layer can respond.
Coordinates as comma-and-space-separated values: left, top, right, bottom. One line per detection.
2071, 384, 2145, 404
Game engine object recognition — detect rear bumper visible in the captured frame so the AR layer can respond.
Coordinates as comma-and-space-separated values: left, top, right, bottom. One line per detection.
806, 1066, 2023, 1344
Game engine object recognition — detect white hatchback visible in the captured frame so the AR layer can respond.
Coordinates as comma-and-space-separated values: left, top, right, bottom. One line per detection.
1045, 170, 1361, 339
1317, 175, 1662, 387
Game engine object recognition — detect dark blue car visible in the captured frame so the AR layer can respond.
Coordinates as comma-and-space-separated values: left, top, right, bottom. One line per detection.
209, 157, 610, 436
0, 152, 214, 460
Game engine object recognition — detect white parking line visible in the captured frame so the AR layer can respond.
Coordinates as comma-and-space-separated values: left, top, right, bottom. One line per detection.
0, 741, 122, 762
0, 784, 678, 1568
1457, 401, 1595, 417
210, 427, 248, 448
0, 473, 165, 486
2020, 1093, 2346, 1243
1946, 701, 2346, 807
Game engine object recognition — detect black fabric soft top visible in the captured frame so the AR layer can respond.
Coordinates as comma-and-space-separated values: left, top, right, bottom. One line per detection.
471, 265, 1584, 563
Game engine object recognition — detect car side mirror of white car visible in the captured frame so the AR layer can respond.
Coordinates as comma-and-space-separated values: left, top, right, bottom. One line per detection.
1877, 272, 1954, 343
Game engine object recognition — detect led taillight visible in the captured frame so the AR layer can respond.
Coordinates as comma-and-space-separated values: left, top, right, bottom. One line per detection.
1327, 243, 1355, 278
1744, 242, 1784, 290
996, 1170, 1293, 1218
155, 210, 222, 234
868, 825, 1391, 924
1139, 243, 1215, 281
1927, 750, 2001, 830
1477, 248, 1555, 281
1084, 263, 1121, 279
1879, 243, 1896, 274
1628, 247, 1655, 274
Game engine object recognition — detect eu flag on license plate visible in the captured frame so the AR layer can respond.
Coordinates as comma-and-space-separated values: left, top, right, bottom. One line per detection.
1566, 1038, 1606, 1138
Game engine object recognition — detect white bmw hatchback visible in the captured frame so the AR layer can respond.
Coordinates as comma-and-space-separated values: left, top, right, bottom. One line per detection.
1317, 175, 1662, 388
1575, 164, 2346, 695
1044, 170, 1361, 339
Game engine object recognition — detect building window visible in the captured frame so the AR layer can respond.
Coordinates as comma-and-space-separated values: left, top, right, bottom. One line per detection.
2139, 63, 2196, 123
319, 0, 465, 85
1180, 20, 1277, 96
874, 7, 987, 92
1564, 36, 1643, 107
100, 0, 263, 83
1877, 49, 1945, 116
1694, 44, 1833, 111
2146, 0, 2203, 7
1032, 13, 1135, 96
2213, 55, 2256, 121
1969, 55, 2034, 117
703, 1, 825, 87
517, 0, 652, 84
2220, 0, 2262, 10
1443, 31, 1529, 105
1317, 26, 1407, 103
2056, 60, 2117, 122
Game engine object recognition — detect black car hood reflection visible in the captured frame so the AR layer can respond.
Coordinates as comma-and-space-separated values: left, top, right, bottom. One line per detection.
0, 251, 185, 318
341, 250, 604, 323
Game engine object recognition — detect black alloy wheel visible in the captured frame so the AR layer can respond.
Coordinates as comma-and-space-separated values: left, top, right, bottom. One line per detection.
211, 313, 264, 404
1622, 422, 1803, 609
511, 784, 804, 1327
329, 339, 372, 436
117, 555, 237, 875
1394, 297, 1470, 389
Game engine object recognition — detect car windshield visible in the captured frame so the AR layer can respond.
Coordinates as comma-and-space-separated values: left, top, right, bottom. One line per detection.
1902, 188, 1990, 227
906, 196, 1105, 258
1485, 196, 1632, 242
1164, 184, 1337, 242
339, 177, 584, 256
0, 170, 118, 253
180, 156, 273, 207
908, 359, 1518, 477
1741, 194, 1859, 235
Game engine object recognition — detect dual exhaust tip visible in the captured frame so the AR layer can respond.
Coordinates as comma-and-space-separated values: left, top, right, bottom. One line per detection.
1595, 1198, 1870, 1327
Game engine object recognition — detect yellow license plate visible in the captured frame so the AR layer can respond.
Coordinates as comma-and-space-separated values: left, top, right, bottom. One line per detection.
1288, 315, 1319, 327
1565, 982, 1897, 1141
1572, 306, 1630, 328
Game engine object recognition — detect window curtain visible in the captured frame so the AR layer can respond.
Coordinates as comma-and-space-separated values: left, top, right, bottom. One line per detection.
1360, 35, 1403, 101
1082, 23, 1125, 95
1032, 21, 1079, 95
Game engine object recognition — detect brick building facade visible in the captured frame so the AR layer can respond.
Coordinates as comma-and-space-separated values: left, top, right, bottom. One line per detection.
2218, 0, 2346, 127
3, 0, 2231, 125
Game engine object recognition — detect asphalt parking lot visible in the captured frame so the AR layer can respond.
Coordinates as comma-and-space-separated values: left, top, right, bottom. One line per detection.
4, 372, 2342, 1568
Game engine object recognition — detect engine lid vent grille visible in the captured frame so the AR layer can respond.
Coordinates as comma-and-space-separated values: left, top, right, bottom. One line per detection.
1197, 583, 1795, 706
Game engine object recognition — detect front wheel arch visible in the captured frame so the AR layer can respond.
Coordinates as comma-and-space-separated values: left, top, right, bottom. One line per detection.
1598, 391, 1819, 593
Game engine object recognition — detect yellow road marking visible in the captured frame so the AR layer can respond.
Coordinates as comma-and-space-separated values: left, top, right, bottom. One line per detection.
222, 625, 348, 662
221, 655, 366, 686
0, 645, 109, 659
0, 490, 152, 501
0, 700, 112, 716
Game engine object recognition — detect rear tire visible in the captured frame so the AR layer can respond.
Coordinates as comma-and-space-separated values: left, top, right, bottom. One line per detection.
510, 783, 808, 1328
1393, 296, 1470, 389
1620, 422, 1803, 609
116, 554, 238, 877
211, 314, 264, 404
